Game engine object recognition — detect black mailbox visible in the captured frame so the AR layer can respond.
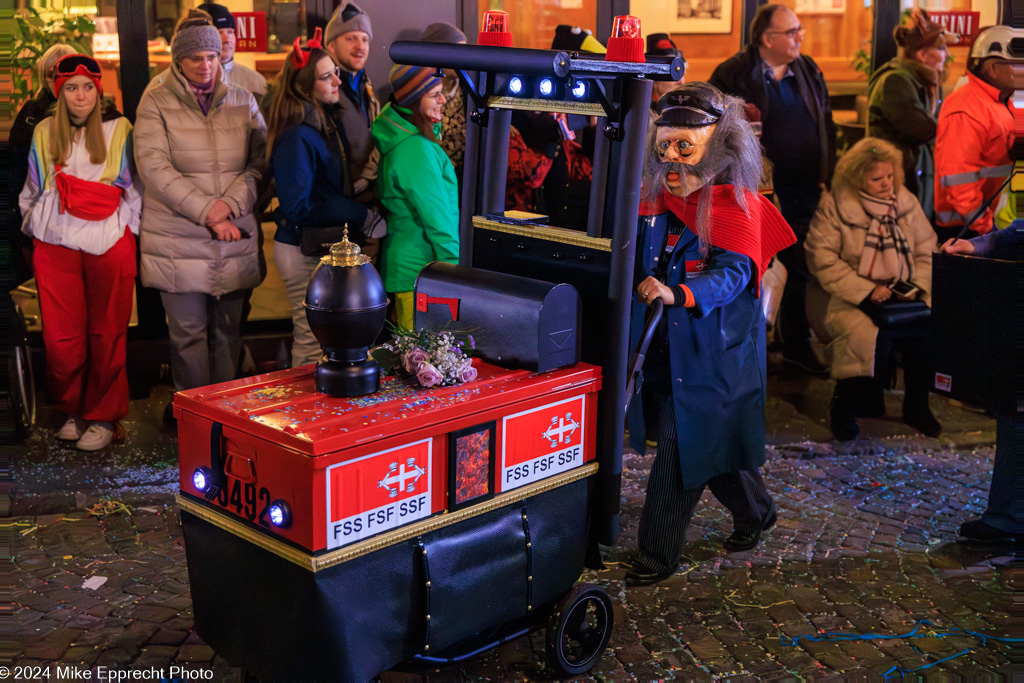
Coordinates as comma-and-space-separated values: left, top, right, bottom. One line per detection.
414, 262, 581, 373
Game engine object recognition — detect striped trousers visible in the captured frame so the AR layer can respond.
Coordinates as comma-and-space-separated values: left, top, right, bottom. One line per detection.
635, 398, 775, 574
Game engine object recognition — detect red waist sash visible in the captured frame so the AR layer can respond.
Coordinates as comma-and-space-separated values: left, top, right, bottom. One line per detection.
55, 171, 123, 221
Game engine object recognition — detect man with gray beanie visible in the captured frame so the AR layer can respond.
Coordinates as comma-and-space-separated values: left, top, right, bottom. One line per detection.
324, 2, 380, 202
197, 2, 266, 97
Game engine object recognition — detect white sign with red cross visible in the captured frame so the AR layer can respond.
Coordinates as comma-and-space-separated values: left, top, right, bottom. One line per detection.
325, 438, 433, 549
500, 395, 586, 492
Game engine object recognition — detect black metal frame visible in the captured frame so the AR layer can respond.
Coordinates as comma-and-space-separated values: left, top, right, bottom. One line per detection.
388, 40, 682, 548
447, 420, 497, 511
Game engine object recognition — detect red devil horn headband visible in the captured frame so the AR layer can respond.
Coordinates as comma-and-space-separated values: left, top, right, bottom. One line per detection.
291, 26, 324, 69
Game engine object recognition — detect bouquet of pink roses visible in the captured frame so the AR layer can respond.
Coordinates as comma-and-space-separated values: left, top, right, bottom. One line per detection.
371, 325, 477, 388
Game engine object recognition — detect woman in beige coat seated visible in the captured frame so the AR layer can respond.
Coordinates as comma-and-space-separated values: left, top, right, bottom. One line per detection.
134, 11, 267, 422
806, 137, 939, 441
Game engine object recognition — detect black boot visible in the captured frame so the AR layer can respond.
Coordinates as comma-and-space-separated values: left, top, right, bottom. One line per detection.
902, 353, 941, 437
904, 390, 941, 437
860, 377, 885, 418
829, 379, 860, 441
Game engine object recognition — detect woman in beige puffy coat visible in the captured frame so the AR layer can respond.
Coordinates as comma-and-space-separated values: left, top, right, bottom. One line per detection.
806, 137, 938, 441
134, 13, 267, 402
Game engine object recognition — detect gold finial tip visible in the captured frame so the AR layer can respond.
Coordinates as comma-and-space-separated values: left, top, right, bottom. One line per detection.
324, 228, 371, 267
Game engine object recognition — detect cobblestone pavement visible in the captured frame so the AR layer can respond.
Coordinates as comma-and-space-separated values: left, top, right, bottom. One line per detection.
10, 367, 1014, 681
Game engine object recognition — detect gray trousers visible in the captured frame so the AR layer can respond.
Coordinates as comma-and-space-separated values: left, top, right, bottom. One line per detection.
273, 241, 323, 368
160, 290, 246, 391
635, 399, 775, 573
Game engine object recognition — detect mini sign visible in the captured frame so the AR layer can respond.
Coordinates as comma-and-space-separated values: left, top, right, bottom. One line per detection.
501, 395, 586, 491
929, 12, 980, 47
234, 11, 268, 53
325, 438, 434, 549
934, 372, 952, 393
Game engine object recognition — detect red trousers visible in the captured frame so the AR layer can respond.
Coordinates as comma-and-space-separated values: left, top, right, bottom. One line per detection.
33, 230, 137, 422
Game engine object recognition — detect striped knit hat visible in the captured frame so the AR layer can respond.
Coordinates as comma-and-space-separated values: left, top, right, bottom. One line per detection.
389, 64, 441, 107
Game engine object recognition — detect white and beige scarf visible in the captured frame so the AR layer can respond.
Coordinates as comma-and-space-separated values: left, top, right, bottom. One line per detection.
857, 191, 914, 283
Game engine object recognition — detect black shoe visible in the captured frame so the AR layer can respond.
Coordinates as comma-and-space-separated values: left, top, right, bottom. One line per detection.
829, 406, 860, 441
624, 563, 676, 587
782, 349, 829, 375
724, 509, 777, 552
957, 519, 1016, 544
904, 408, 941, 438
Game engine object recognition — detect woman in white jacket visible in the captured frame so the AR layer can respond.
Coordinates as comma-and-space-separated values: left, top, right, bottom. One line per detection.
806, 137, 939, 441
19, 55, 141, 451
134, 12, 267, 406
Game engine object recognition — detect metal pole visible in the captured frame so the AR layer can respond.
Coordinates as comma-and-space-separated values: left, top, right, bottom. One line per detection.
596, 0, 630, 44
390, 42, 571, 78
481, 108, 512, 216
740, 0, 768, 49
586, 122, 610, 238
593, 74, 652, 547
459, 77, 482, 264
871, 0, 900, 72
116, 0, 148, 124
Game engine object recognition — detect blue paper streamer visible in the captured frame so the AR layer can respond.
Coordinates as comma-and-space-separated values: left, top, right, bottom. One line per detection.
779, 619, 1022, 675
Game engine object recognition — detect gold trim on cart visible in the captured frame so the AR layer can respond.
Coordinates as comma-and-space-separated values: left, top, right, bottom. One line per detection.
471, 216, 613, 252
177, 462, 599, 573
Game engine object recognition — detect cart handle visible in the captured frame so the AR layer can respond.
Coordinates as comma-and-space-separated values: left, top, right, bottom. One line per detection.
623, 298, 664, 413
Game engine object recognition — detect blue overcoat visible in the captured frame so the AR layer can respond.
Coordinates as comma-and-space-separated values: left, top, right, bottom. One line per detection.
627, 211, 768, 489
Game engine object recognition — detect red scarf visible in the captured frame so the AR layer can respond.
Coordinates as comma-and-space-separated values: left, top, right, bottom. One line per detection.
55, 170, 123, 221
641, 185, 796, 295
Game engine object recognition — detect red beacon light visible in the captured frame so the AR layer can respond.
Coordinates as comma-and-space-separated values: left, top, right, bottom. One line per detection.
606, 15, 645, 63
478, 10, 512, 47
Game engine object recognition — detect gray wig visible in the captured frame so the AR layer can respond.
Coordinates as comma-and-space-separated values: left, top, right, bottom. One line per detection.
641, 82, 764, 252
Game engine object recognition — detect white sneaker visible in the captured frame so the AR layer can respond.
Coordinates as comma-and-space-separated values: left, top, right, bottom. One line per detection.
57, 417, 87, 441
76, 422, 120, 451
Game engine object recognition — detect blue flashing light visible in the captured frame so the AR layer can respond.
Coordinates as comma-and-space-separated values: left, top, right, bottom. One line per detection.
538, 78, 554, 97
508, 76, 524, 96
571, 80, 587, 99
192, 467, 211, 493
268, 500, 292, 528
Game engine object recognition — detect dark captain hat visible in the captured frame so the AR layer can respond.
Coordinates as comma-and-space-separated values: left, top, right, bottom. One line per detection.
653, 83, 726, 128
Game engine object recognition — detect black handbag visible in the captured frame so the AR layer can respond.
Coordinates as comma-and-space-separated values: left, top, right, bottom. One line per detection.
858, 299, 931, 328
299, 225, 349, 257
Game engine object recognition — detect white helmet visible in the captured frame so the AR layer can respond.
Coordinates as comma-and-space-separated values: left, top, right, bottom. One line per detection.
969, 25, 1023, 61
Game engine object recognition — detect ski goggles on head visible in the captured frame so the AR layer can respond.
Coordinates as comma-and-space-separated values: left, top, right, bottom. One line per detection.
53, 54, 103, 95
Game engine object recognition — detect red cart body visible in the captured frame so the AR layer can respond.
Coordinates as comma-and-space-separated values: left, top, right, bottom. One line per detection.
177, 360, 600, 554
177, 361, 602, 678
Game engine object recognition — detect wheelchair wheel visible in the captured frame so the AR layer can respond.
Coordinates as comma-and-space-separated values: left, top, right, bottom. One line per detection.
545, 583, 613, 677
1, 300, 36, 444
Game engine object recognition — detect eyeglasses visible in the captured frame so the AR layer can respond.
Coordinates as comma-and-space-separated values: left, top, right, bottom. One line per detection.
657, 139, 706, 157
317, 67, 342, 82
766, 26, 805, 39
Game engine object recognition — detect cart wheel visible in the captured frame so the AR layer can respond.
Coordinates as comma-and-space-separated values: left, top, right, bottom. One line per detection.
545, 583, 613, 677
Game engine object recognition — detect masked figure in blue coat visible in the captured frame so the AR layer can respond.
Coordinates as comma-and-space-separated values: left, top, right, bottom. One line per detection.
625, 83, 796, 586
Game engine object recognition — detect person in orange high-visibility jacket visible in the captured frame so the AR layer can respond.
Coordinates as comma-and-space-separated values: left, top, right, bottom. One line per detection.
933, 26, 1019, 241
